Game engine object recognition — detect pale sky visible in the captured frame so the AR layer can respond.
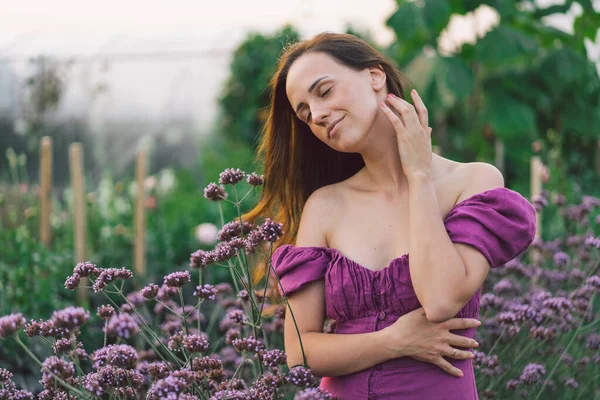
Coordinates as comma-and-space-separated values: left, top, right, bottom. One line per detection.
0, 0, 596, 134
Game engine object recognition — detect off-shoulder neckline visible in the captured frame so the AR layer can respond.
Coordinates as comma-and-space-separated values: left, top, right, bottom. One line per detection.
279, 187, 518, 273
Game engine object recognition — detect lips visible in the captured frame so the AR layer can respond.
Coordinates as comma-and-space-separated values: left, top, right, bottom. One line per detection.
327, 116, 345, 138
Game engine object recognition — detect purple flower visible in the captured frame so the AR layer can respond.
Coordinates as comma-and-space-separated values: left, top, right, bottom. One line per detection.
105, 313, 139, 339
163, 271, 191, 288
565, 378, 579, 389
194, 284, 218, 301
295, 387, 339, 399
50, 306, 90, 331
141, 283, 159, 299
519, 363, 546, 385
0, 313, 26, 339
552, 251, 570, 267
244, 230, 264, 254
586, 275, 600, 289
147, 376, 188, 400
232, 335, 265, 354
190, 249, 213, 269
64, 273, 81, 290
183, 333, 210, 353
261, 349, 287, 368
258, 218, 284, 243
97, 305, 115, 319
217, 220, 254, 242
227, 309, 245, 324
584, 236, 600, 248
246, 172, 264, 186
204, 182, 228, 201
219, 168, 245, 185
532, 194, 548, 211
92, 267, 133, 293
285, 365, 318, 388
73, 261, 99, 277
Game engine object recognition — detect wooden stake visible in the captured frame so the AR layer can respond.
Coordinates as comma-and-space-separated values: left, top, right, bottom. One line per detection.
134, 148, 147, 283
69, 143, 88, 304
495, 138, 504, 176
39, 137, 52, 247
530, 156, 543, 265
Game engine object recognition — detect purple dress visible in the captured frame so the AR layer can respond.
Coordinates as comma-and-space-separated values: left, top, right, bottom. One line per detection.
271, 188, 537, 400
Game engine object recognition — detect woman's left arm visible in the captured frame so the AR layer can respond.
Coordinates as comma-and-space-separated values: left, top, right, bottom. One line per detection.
381, 90, 505, 323
407, 164, 504, 323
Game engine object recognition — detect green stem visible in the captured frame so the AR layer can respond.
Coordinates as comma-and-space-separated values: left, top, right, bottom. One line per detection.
534, 293, 597, 400
14, 334, 90, 398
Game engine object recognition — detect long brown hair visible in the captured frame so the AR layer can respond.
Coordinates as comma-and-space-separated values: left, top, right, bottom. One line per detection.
242, 32, 410, 295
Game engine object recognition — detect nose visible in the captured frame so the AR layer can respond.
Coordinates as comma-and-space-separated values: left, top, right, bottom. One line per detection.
312, 106, 330, 126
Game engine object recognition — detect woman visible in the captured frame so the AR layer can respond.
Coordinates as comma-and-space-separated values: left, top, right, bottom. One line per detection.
245, 32, 536, 399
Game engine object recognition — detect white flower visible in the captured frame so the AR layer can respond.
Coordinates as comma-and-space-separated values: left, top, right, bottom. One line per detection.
157, 169, 176, 196
195, 223, 218, 245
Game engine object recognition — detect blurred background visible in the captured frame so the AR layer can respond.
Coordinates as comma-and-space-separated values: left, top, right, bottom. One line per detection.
1, 0, 599, 391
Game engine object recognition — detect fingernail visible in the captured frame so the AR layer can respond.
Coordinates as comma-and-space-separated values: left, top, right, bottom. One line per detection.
476, 321, 481, 326
458, 372, 464, 378
387, 93, 394, 98
474, 342, 479, 347
380, 101, 387, 108
469, 353, 475, 358
412, 89, 417, 95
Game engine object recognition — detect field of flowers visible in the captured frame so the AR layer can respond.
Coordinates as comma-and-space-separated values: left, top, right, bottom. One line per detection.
0, 167, 599, 399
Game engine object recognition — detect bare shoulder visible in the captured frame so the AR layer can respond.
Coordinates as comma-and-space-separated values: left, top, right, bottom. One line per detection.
295, 184, 342, 247
453, 162, 505, 203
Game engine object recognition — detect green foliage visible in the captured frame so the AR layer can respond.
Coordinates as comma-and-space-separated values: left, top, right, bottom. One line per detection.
387, 0, 600, 195
217, 26, 301, 148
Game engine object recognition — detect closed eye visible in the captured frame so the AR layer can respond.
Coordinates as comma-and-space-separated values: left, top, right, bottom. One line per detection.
306, 87, 332, 123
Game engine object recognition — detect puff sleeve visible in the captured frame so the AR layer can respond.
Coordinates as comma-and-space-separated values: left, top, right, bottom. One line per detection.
444, 188, 537, 268
270, 245, 331, 297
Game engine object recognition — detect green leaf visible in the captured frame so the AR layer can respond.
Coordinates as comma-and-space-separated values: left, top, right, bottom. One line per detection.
481, 90, 538, 139
574, 12, 600, 42
423, 0, 452, 38
386, 2, 428, 43
475, 25, 538, 68
443, 57, 474, 101
538, 48, 590, 94
562, 98, 600, 137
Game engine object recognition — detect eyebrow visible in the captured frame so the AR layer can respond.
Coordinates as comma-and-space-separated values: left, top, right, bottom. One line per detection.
294, 76, 329, 116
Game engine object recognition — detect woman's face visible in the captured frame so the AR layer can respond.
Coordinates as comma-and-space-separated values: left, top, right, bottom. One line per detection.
285, 52, 386, 151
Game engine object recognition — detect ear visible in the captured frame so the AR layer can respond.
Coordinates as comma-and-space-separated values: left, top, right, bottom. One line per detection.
368, 65, 386, 91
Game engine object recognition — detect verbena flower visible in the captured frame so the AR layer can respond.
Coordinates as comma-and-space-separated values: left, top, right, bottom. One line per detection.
285, 366, 318, 388
204, 183, 228, 201
246, 172, 264, 186
92, 267, 133, 293
50, 307, 90, 331
296, 387, 339, 399
97, 305, 115, 319
105, 313, 138, 339
258, 218, 284, 243
194, 284, 218, 300
217, 220, 255, 241
164, 271, 191, 288
73, 261, 99, 277
64, 273, 81, 290
0, 313, 26, 339
519, 363, 546, 385
261, 349, 287, 368
219, 168, 245, 185
141, 283, 159, 299
182, 333, 210, 353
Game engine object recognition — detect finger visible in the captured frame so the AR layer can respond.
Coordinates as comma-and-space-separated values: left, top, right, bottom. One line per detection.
446, 346, 476, 360
380, 101, 406, 132
410, 89, 429, 130
441, 318, 481, 331
447, 333, 479, 349
386, 94, 418, 128
435, 358, 464, 378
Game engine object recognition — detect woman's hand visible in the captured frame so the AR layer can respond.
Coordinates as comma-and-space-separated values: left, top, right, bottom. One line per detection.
380, 90, 432, 181
379, 307, 480, 378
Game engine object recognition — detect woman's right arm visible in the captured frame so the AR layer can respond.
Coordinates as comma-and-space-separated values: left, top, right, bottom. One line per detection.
284, 281, 480, 378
